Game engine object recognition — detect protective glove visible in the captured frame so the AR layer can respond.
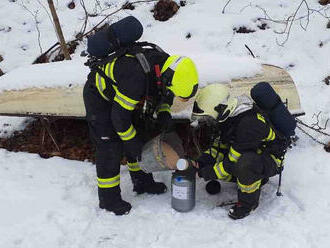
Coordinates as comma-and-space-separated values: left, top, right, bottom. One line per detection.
198, 164, 218, 181
123, 136, 143, 161
197, 153, 216, 169
157, 111, 175, 133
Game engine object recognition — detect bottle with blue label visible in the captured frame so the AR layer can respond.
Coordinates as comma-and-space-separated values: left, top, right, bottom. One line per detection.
171, 159, 196, 212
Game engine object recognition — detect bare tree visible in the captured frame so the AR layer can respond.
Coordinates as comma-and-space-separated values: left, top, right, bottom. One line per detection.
47, 0, 71, 60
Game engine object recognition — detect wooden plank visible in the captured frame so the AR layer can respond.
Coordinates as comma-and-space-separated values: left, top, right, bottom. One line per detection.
0, 64, 303, 118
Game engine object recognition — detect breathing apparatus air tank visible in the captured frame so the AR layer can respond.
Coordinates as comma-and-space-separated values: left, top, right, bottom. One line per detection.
171, 159, 196, 212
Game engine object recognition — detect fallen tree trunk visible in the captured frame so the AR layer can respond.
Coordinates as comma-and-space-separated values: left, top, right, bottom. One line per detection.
0, 64, 304, 118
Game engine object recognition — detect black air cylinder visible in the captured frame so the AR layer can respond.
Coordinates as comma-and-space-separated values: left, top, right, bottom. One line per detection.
87, 16, 143, 58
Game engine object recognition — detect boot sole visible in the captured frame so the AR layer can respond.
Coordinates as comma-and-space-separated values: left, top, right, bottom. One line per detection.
228, 204, 258, 220
99, 204, 132, 215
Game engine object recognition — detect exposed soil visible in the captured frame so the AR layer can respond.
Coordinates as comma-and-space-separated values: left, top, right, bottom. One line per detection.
0, 118, 95, 162
0, 118, 208, 162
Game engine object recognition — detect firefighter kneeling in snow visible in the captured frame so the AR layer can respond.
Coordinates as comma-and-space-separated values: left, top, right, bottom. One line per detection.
192, 84, 288, 219
83, 52, 198, 215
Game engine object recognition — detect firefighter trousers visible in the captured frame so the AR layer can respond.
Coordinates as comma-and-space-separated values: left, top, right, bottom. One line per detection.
83, 76, 127, 205
230, 152, 279, 207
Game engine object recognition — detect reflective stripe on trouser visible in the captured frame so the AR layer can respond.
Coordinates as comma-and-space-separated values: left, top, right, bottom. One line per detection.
233, 152, 267, 194
213, 161, 232, 182
229, 146, 241, 162
237, 179, 261, 193
117, 124, 137, 141
97, 174, 120, 188
127, 161, 142, 172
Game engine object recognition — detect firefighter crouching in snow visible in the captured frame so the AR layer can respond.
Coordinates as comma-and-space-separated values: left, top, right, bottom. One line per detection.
83, 51, 199, 215
191, 84, 288, 220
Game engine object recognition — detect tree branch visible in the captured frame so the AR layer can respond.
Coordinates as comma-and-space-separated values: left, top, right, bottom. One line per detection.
222, 0, 233, 14
239, 1, 330, 46
18, 0, 43, 53
33, 0, 157, 61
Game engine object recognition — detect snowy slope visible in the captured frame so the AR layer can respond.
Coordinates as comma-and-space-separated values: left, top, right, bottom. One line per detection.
0, 0, 330, 247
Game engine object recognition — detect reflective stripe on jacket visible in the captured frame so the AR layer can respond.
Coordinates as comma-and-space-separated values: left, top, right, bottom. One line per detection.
92, 52, 170, 141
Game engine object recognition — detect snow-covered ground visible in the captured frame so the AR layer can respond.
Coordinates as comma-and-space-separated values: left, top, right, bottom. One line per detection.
0, 0, 329, 247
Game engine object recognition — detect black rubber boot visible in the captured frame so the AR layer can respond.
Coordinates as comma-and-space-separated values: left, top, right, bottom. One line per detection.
228, 202, 259, 220
261, 177, 269, 187
228, 189, 260, 220
98, 187, 132, 215
129, 170, 167, 195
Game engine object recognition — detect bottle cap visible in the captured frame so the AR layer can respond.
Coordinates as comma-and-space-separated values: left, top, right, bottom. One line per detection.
176, 159, 189, 171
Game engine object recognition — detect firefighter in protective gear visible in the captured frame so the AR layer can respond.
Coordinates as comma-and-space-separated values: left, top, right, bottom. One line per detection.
83, 49, 199, 215
192, 84, 285, 220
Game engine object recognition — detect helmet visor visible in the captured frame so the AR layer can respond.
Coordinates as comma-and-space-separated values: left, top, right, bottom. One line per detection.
192, 101, 204, 115
214, 104, 230, 122
191, 101, 216, 125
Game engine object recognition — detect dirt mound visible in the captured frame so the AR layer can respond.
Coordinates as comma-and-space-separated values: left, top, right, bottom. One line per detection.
152, 0, 179, 22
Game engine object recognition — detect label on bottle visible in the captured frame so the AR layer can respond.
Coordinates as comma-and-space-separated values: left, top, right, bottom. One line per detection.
172, 184, 188, 200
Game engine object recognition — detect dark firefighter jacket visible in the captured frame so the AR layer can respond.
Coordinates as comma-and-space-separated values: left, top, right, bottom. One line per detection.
198, 107, 285, 192
93, 49, 170, 142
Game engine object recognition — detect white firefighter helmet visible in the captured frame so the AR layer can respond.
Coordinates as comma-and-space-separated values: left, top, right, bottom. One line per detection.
192, 84, 238, 122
